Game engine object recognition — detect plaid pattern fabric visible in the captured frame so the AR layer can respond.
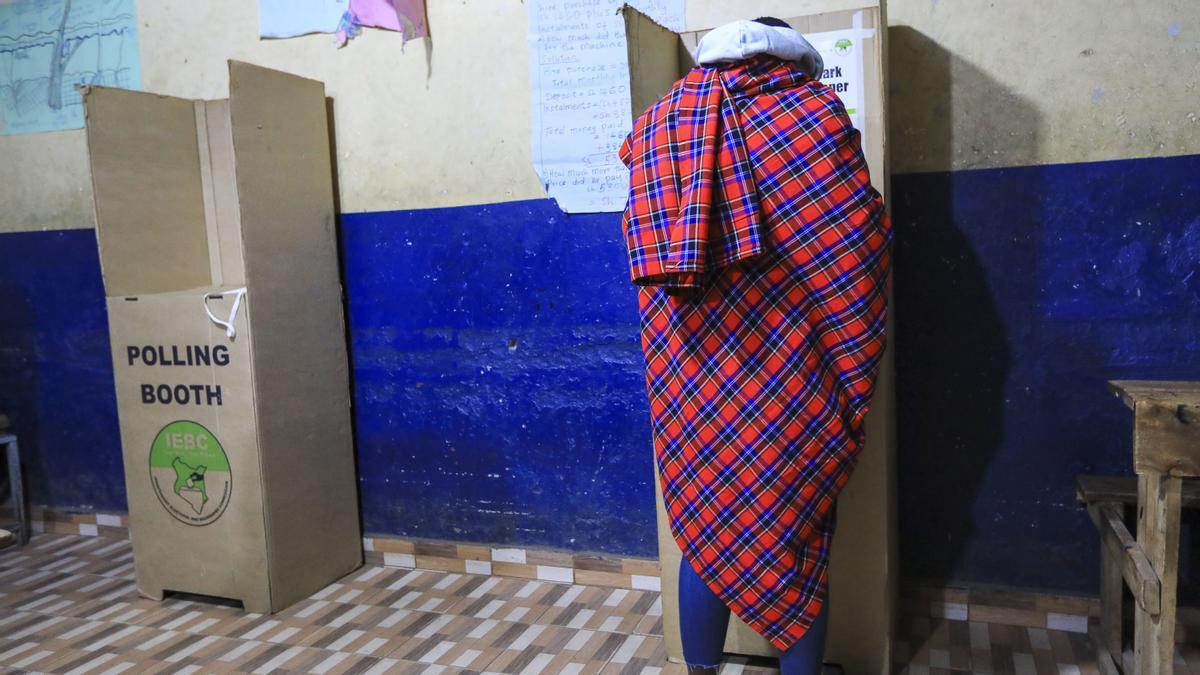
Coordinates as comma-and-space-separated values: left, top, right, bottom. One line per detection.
619, 63, 764, 293
620, 57, 891, 650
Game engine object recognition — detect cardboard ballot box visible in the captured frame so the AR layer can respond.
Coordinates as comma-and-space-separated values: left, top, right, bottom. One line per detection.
82, 61, 361, 613
622, 4, 896, 673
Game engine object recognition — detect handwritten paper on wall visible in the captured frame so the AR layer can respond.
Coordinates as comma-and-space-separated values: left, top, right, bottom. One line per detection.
0, 0, 140, 135
528, 0, 684, 214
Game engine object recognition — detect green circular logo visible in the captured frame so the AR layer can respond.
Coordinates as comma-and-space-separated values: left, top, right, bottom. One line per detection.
834, 38, 853, 55
149, 421, 232, 526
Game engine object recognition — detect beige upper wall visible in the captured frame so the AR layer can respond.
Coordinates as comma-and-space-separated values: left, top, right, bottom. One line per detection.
884, 0, 1198, 174
2, 0, 540, 233
1, 0, 1196, 233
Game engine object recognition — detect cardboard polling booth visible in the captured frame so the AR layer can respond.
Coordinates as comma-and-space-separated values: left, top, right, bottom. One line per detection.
82, 62, 361, 613
621, 3, 896, 672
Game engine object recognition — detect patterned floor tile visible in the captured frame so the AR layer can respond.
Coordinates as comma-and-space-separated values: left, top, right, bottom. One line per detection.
441, 575, 564, 626
1, 532, 1184, 674
537, 584, 662, 635
596, 633, 666, 674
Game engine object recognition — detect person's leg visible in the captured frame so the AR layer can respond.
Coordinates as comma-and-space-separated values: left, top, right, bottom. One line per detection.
678, 555, 731, 673
778, 594, 829, 675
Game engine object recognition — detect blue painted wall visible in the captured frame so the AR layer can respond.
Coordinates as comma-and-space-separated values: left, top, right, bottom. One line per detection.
2, 153, 1198, 588
0, 230, 125, 512
0, 200, 658, 556
892, 153, 1200, 593
341, 200, 655, 554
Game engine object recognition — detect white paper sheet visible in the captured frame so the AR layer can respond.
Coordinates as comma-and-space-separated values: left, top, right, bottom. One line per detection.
528, 0, 684, 214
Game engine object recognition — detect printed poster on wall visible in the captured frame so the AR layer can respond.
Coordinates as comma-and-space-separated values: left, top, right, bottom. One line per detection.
807, 23, 869, 152
0, 0, 140, 135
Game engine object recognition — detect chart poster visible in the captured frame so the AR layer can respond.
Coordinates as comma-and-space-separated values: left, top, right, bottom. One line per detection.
0, 0, 140, 135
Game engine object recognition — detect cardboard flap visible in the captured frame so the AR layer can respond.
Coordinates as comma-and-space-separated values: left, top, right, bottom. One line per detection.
227, 60, 359, 607
83, 87, 213, 297
620, 6, 682, 119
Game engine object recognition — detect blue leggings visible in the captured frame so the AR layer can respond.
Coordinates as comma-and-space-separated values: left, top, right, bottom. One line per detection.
678, 556, 828, 673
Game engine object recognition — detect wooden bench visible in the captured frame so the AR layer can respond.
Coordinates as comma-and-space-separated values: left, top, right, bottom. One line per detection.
1077, 380, 1200, 675
1077, 475, 1200, 509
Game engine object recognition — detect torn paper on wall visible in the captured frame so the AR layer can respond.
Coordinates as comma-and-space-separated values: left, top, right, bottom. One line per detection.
338, 0, 429, 45
527, 0, 684, 214
259, 0, 348, 38
0, 0, 140, 135
257, 0, 427, 47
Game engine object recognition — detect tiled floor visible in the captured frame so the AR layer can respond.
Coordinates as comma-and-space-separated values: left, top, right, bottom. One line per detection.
0, 532, 1164, 674
895, 616, 1102, 675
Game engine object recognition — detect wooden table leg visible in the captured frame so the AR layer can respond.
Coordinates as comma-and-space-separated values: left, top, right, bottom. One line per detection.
1135, 471, 1181, 674
1099, 505, 1124, 661
4, 436, 27, 546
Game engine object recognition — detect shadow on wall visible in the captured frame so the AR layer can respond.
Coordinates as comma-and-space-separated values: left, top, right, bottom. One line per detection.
326, 94, 371, 537
886, 27, 1038, 585
887, 27, 1043, 173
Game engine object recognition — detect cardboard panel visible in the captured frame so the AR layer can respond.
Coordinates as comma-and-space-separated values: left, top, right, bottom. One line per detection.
627, 4, 894, 672
622, 8, 681, 120
105, 292, 271, 610
227, 60, 362, 610
688, 0, 894, 28
83, 87, 213, 297
787, 7, 886, 183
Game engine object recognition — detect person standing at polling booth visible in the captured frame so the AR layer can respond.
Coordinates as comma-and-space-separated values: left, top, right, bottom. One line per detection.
619, 16, 892, 675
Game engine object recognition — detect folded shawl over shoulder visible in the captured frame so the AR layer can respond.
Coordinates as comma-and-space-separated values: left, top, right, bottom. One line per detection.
617, 21, 827, 294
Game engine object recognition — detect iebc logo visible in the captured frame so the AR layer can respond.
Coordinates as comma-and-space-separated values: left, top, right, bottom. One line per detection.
148, 421, 232, 526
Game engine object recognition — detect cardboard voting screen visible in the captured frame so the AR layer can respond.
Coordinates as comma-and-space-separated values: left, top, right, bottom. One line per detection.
83, 61, 361, 613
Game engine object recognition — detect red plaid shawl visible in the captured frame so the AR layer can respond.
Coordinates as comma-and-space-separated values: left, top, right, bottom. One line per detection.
619, 56, 891, 649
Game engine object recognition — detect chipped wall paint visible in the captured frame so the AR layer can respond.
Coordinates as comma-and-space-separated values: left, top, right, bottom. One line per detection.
340, 200, 656, 553
0, 230, 124, 511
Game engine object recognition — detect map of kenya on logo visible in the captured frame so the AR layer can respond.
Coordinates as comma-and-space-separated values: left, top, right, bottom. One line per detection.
149, 421, 232, 526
